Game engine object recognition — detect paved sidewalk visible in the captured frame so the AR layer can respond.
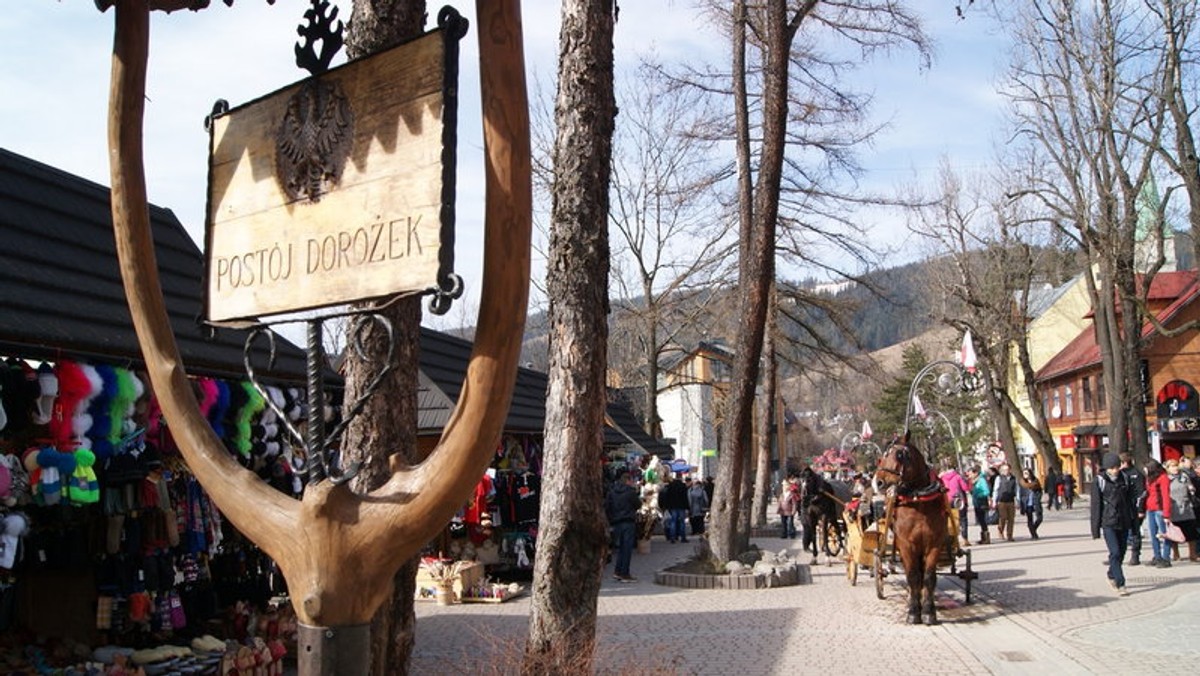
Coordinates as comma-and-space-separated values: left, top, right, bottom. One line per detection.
411, 503, 1200, 674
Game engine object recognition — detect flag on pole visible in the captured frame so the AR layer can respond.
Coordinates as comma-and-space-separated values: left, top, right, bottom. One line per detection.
961, 330, 978, 373
861, 419, 873, 440
912, 393, 927, 419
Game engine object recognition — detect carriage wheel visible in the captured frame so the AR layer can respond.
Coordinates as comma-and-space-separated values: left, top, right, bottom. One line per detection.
873, 550, 886, 600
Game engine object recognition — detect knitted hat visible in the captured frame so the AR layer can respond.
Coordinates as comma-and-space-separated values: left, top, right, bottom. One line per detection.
68, 448, 100, 504
1102, 452, 1121, 470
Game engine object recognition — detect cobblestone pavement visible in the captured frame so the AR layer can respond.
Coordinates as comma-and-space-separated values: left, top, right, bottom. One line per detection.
411, 502, 1200, 674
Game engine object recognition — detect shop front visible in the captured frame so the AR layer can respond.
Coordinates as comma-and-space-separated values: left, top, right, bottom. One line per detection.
1155, 379, 1200, 462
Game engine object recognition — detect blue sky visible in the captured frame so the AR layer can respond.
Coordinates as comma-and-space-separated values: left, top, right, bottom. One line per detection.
3, 1, 1008, 326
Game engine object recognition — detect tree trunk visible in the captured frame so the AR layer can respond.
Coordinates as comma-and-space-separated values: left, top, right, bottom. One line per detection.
524, 0, 615, 671
344, 2, 426, 672
751, 290, 777, 528
710, 0, 789, 563
709, 0, 752, 565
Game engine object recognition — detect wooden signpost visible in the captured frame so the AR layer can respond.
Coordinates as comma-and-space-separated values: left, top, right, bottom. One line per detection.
204, 18, 463, 322
103, 1, 531, 673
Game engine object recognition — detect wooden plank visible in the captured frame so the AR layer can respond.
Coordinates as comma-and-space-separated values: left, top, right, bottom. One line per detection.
205, 31, 449, 322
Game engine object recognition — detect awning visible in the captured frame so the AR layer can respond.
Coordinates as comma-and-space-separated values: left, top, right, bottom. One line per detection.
1073, 424, 1108, 436
667, 459, 693, 473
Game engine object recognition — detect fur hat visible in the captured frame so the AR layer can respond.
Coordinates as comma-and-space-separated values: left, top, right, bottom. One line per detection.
50, 360, 91, 449
32, 363, 57, 426
0, 512, 30, 569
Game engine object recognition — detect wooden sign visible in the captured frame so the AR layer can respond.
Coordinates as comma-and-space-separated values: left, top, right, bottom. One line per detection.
204, 16, 464, 323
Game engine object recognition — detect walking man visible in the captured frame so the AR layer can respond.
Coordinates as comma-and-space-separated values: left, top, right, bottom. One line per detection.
1120, 453, 1147, 565
606, 469, 641, 582
991, 463, 1018, 542
1091, 453, 1134, 596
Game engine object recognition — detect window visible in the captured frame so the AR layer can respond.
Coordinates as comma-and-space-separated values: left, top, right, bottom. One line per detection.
1082, 376, 1093, 413
1097, 379, 1106, 410
1052, 389, 1062, 418
1065, 385, 1074, 416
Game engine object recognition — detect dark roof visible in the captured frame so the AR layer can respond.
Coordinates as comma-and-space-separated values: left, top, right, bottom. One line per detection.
417, 326, 548, 434
417, 326, 674, 456
0, 148, 309, 382
605, 399, 674, 458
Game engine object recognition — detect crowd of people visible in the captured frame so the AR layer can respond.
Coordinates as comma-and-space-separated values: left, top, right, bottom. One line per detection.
1092, 452, 1200, 596
604, 450, 1200, 594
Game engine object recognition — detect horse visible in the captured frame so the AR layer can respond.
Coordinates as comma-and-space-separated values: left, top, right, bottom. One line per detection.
799, 468, 847, 565
873, 434, 949, 625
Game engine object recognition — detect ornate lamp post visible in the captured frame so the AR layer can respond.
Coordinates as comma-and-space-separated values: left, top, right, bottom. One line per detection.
904, 332, 983, 468
840, 431, 880, 469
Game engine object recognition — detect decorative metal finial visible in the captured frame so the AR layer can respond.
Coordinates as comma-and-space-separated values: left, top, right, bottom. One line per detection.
295, 0, 344, 77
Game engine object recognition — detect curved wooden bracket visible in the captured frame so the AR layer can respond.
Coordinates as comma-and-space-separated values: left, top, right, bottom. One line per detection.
107, 0, 530, 626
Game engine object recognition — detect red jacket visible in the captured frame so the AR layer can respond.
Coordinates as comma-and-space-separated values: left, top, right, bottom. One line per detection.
1145, 473, 1171, 519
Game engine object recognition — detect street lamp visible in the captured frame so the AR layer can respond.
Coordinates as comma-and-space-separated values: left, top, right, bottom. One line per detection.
905, 359, 982, 427
840, 431, 881, 468
911, 407, 966, 471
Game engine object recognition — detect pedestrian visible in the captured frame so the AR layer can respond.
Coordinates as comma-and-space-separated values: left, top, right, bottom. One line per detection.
775, 476, 799, 539
1045, 468, 1061, 511
687, 477, 709, 537
605, 469, 641, 582
1119, 453, 1147, 566
703, 476, 715, 506
1062, 472, 1076, 509
661, 473, 690, 543
1018, 467, 1044, 540
1091, 452, 1134, 596
938, 460, 971, 548
991, 463, 1018, 542
967, 465, 991, 545
1164, 458, 1198, 563
1144, 459, 1172, 568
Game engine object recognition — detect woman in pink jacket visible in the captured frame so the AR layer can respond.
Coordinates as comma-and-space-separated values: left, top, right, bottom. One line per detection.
1144, 459, 1172, 567
939, 462, 971, 547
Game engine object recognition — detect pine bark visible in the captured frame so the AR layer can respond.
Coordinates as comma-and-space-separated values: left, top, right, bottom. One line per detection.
344, 1, 426, 673
524, 0, 615, 670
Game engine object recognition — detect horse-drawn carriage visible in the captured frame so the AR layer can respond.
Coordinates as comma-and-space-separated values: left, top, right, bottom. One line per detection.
844, 502, 975, 604
846, 435, 978, 624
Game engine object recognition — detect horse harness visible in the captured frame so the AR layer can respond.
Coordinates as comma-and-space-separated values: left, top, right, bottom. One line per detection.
895, 469, 946, 508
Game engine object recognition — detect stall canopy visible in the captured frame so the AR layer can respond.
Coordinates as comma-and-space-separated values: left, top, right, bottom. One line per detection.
416, 326, 674, 458
0, 148, 309, 382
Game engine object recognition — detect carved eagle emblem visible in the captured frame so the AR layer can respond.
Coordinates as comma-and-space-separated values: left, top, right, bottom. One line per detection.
275, 79, 354, 203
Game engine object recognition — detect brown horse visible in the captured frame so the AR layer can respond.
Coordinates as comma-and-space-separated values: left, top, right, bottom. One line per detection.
874, 435, 948, 625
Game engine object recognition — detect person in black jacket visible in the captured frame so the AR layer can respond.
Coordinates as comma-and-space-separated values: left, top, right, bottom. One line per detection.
1120, 452, 1147, 565
1092, 453, 1134, 596
661, 475, 691, 543
606, 470, 641, 582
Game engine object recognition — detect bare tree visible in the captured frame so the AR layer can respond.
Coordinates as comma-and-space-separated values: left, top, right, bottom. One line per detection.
702, 0, 929, 563
525, 0, 616, 671
909, 161, 1072, 472
607, 65, 734, 434
1153, 0, 1200, 265
1000, 0, 1172, 463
